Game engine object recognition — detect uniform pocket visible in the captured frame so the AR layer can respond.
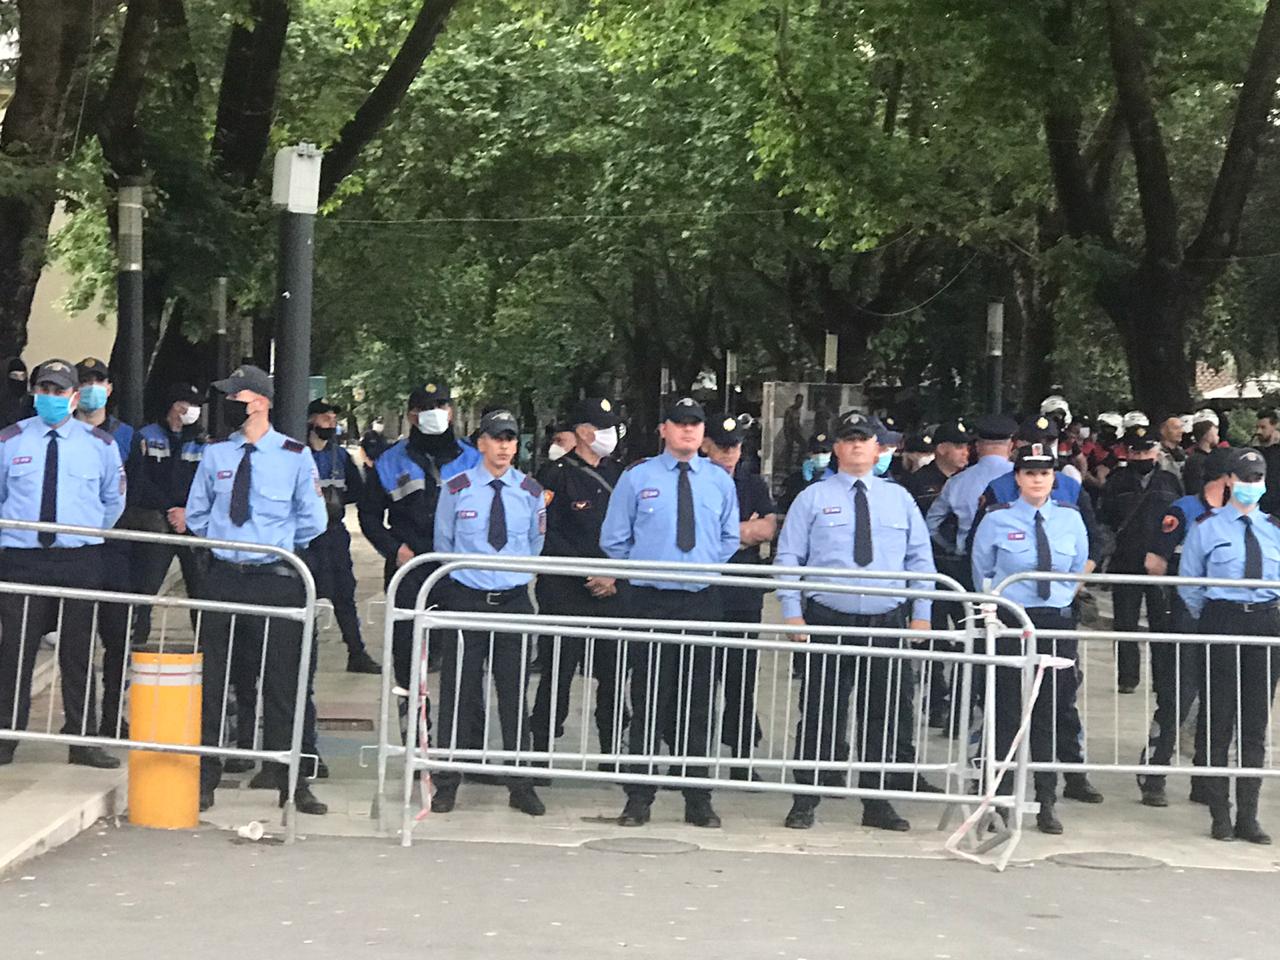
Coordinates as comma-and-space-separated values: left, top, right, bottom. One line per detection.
258, 484, 294, 519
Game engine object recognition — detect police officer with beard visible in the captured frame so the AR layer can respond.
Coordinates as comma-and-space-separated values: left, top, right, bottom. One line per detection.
358, 381, 481, 692
529, 398, 628, 769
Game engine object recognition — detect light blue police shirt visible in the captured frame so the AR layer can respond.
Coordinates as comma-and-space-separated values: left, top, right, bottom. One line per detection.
927, 454, 1013, 553
185, 427, 327, 564
0, 416, 125, 548
434, 462, 546, 590
599, 450, 740, 591
774, 471, 936, 620
970, 497, 1088, 609
1177, 505, 1280, 618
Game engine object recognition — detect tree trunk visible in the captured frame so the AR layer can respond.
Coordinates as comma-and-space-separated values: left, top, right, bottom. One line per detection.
1099, 264, 1198, 413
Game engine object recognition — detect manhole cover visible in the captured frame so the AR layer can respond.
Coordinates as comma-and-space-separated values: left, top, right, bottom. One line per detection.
582, 837, 700, 855
1048, 851, 1165, 871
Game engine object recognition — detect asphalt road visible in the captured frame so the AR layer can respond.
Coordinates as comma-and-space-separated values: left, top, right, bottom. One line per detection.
2, 823, 1277, 959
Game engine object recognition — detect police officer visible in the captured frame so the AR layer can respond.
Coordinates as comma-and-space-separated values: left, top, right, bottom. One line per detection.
357, 381, 480, 691
304, 399, 379, 674
906, 420, 970, 518
125, 382, 209, 686
599, 396, 739, 829
927, 414, 1018, 587
0, 359, 124, 768
1102, 423, 1183, 693
702, 413, 777, 777
897, 431, 935, 480
529, 398, 627, 767
72, 358, 137, 737
430, 408, 547, 817
1178, 448, 1280, 843
185, 365, 328, 815
1138, 446, 1233, 807
779, 431, 832, 513
773, 411, 936, 832
971, 443, 1092, 834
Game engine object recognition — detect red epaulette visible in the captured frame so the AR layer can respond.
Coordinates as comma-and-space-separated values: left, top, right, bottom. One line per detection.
90, 426, 115, 445
447, 473, 471, 494
0, 424, 20, 442
283, 438, 305, 453
520, 475, 543, 498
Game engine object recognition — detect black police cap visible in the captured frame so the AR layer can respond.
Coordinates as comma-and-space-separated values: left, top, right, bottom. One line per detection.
1122, 425, 1157, 450
1015, 415, 1060, 443
213, 364, 274, 401
166, 382, 202, 406
834, 410, 884, 441
408, 380, 450, 409
807, 431, 833, 453
569, 397, 620, 429
665, 396, 706, 424
974, 414, 1018, 441
1231, 447, 1267, 482
307, 398, 341, 417
903, 432, 935, 454
1013, 443, 1057, 471
76, 356, 110, 382
705, 414, 745, 447
933, 420, 970, 445
479, 408, 519, 438
33, 359, 77, 392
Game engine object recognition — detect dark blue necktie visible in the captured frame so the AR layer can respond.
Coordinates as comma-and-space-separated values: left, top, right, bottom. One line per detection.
38, 430, 57, 546
1244, 516, 1263, 581
230, 443, 255, 527
1035, 510, 1052, 600
488, 478, 508, 550
853, 479, 872, 566
676, 461, 696, 552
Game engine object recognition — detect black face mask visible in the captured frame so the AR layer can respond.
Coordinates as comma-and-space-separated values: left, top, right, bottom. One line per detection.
1129, 459, 1156, 476
7, 379, 26, 398
222, 398, 249, 431
312, 426, 335, 442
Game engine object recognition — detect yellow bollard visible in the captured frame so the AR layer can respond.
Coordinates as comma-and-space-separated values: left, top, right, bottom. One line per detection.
128, 650, 202, 830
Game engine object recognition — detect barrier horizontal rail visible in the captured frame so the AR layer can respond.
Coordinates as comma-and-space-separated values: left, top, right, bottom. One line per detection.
374, 554, 1045, 869
0, 519, 319, 841
990, 570, 1280, 802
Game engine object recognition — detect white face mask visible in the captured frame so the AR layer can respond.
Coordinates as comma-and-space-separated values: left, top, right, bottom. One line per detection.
416, 408, 449, 435
180, 405, 201, 426
548, 442, 569, 461
812, 452, 831, 469
589, 426, 618, 458
1078, 427, 1091, 440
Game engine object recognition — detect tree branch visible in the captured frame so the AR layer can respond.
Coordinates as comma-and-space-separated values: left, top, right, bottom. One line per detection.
1105, 0, 1180, 265
210, 0, 290, 187
95, 0, 159, 178
318, 0, 461, 202
1187, 0, 1280, 269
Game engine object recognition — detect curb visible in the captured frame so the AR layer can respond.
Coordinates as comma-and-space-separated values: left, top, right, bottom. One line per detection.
0, 768, 127, 876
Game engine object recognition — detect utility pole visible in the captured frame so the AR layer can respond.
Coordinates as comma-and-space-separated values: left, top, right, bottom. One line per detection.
116, 177, 145, 425
271, 143, 323, 440
986, 300, 1005, 414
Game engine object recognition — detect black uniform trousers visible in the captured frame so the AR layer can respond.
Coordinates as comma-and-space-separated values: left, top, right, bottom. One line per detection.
96, 539, 136, 735
129, 526, 208, 640
1140, 593, 1207, 787
994, 606, 1085, 799
387, 560, 437, 690
791, 600, 910, 809
1198, 601, 1280, 816
0, 546, 105, 740
432, 582, 534, 793
529, 577, 627, 756
714, 599, 765, 758
197, 560, 308, 795
1112, 581, 1165, 688
306, 524, 365, 657
623, 586, 722, 804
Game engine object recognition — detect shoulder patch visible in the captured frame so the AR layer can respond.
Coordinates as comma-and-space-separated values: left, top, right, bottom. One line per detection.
1267, 514, 1280, 529
1055, 502, 1080, 512
90, 426, 115, 445
623, 458, 650, 472
0, 424, 19, 442
283, 439, 305, 453
986, 502, 1014, 513
447, 473, 471, 494
521, 475, 543, 498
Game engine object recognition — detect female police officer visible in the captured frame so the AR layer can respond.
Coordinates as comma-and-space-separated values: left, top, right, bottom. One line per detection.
971, 442, 1092, 835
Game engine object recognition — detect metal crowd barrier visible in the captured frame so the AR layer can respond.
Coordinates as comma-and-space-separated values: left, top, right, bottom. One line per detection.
991, 570, 1280, 789
372, 554, 1049, 868
0, 519, 318, 841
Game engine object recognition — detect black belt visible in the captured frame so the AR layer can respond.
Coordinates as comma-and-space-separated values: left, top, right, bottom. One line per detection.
212, 558, 296, 577
809, 599, 908, 626
452, 582, 527, 606
1206, 598, 1280, 615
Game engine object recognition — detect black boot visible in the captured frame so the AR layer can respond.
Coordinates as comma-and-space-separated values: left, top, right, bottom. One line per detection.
684, 795, 721, 828
1036, 800, 1063, 835
509, 786, 546, 817
0, 740, 16, 766
223, 758, 255, 774
283, 783, 328, 816
861, 800, 910, 832
68, 746, 121, 769
1138, 775, 1168, 808
1062, 773, 1104, 803
784, 799, 816, 829
431, 785, 457, 814
346, 650, 381, 675
617, 797, 651, 826
1211, 805, 1235, 841
1234, 786, 1271, 844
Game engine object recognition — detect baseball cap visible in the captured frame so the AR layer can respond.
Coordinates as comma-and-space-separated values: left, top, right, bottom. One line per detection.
307, 398, 341, 417
479, 408, 519, 439
32, 359, 77, 392
933, 420, 970, 445
1013, 442, 1057, 471
76, 357, 110, 382
834, 411, 883, 441
166, 382, 202, 406
569, 397, 620, 429
1231, 447, 1267, 482
706, 414, 745, 447
408, 380, 450, 409
212, 364, 274, 400
974, 414, 1018, 441
665, 397, 706, 424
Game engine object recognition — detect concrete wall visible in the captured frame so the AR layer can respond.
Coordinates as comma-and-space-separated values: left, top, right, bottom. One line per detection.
23, 206, 116, 367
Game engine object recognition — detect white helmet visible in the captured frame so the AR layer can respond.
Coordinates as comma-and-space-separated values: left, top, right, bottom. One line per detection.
1096, 411, 1124, 431
1192, 408, 1220, 427
1178, 414, 1195, 435
1040, 394, 1072, 426
1121, 410, 1150, 429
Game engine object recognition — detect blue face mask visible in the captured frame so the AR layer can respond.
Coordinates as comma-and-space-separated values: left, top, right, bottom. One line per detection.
1233, 481, 1266, 506
79, 384, 108, 411
34, 393, 73, 426
874, 451, 894, 476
